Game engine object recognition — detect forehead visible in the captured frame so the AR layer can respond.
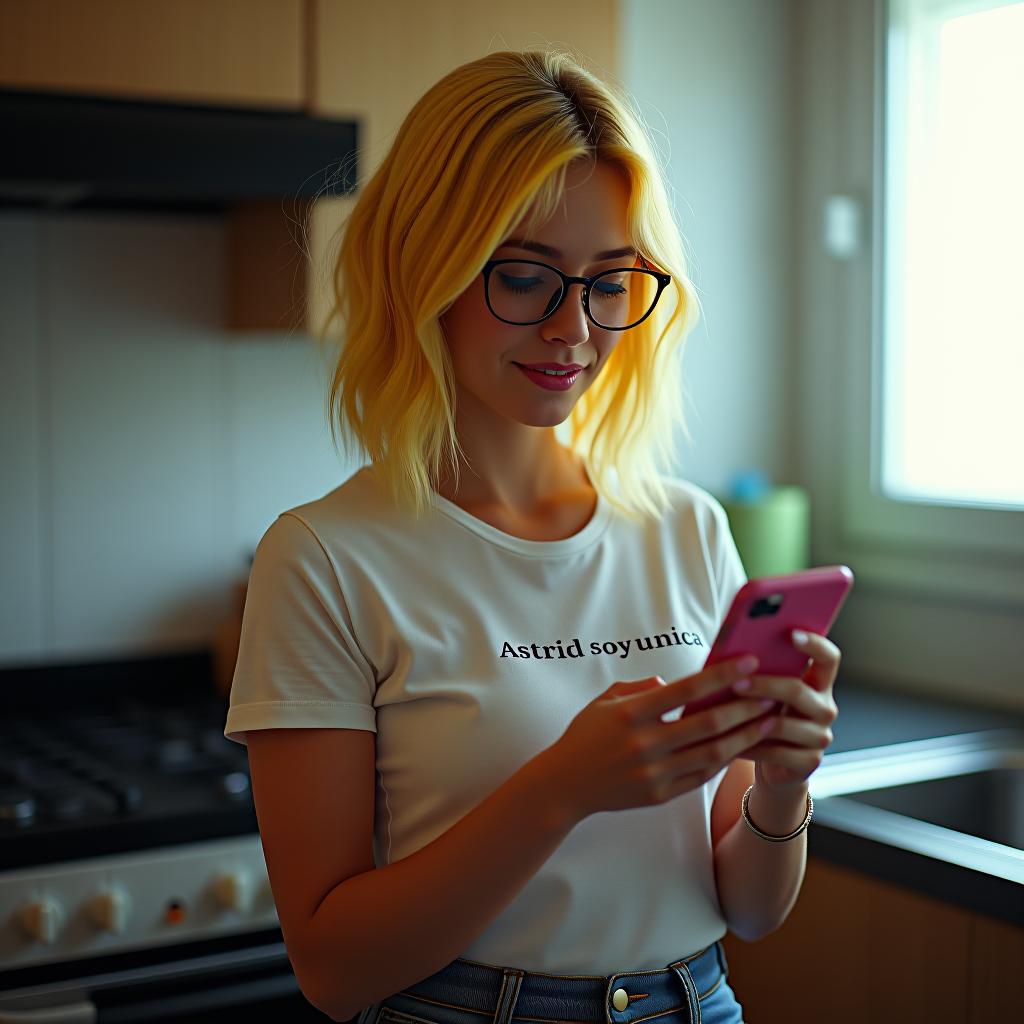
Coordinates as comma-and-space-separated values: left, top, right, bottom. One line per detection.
505, 160, 631, 256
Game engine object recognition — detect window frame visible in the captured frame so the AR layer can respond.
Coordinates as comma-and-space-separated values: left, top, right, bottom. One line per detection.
830, 0, 1024, 606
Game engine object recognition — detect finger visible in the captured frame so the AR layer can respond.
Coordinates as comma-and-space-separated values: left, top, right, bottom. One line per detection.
679, 710, 778, 770
791, 629, 841, 663
745, 713, 834, 753
662, 696, 776, 752
651, 654, 759, 717
731, 673, 834, 725
739, 742, 826, 778
791, 631, 841, 692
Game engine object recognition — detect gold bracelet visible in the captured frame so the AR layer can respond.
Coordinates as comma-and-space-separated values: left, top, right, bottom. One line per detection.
740, 784, 813, 842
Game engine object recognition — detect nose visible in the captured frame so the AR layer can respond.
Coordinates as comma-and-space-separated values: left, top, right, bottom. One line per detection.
541, 281, 591, 343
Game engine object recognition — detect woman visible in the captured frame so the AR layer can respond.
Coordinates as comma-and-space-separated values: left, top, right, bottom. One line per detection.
225, 48, 840, 1024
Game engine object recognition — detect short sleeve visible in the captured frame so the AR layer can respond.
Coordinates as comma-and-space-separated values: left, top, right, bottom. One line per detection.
707, 496, 749, 628
707, 763, 730, 804
223, 512, 378, 746
705, 497, 750, 808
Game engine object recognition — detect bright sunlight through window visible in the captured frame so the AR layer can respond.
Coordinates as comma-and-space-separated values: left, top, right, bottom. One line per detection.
882, 0, 1024, 508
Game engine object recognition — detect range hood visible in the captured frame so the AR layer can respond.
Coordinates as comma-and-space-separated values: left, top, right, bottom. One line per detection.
0, 89, 359, 213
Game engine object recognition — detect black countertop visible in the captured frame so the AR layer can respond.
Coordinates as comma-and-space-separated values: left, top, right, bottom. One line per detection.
807, 673, 1024, 927
827, 674, 1023, 753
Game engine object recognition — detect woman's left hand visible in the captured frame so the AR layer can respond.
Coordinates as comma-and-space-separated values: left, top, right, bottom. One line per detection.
734, 630, 841, 794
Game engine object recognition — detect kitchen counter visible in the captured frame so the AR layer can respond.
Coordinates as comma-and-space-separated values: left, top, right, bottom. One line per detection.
808, 673, 1024, 927
828, 674, 1023, 753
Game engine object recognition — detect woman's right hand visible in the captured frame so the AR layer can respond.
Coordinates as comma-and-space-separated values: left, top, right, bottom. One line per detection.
539, 656, 775, 821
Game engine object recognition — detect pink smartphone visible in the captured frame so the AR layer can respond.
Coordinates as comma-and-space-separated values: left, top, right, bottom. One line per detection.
680, 564, 854, 717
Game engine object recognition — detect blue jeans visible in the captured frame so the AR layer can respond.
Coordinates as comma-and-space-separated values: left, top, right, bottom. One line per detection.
356, 940, 746, 1024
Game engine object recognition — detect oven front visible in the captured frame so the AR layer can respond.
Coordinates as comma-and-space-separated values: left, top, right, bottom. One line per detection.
0, 656, 340, 1021
0, 933, 333, 1023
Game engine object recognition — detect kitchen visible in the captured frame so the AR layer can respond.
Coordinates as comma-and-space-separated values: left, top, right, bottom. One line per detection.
1, 1, 1022, 1022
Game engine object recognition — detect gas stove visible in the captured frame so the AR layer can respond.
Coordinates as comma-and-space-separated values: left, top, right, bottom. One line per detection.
1, 692, 253, 872
0, 652, 321, 1022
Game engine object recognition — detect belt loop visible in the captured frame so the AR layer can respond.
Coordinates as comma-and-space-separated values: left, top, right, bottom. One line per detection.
494, 967, 525, 1024
713, 940, 729, 980
668, 963, 702, 1024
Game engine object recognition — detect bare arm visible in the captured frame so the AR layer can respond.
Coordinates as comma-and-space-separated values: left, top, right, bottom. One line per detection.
280, 662, 773, 1020
712, 766, 809, 942
305, 747, 578, 1021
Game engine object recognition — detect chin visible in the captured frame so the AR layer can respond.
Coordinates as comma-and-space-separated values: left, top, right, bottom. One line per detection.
515, 407, 576, 428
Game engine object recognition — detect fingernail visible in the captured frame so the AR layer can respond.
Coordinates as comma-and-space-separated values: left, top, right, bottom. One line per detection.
792, 630, 809, 644
733, 678, 751, 691
758, 698, 775, 709
737, 654, 759, 674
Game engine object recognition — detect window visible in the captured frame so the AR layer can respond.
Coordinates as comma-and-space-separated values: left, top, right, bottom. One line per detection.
882, 0, 1024, 510
831, 0, 1023, 604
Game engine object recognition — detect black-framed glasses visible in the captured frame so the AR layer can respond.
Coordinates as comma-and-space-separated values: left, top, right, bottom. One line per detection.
481, 256, 672, 331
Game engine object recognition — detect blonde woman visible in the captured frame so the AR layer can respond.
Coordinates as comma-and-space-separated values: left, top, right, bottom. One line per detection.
225, 48, 841, 1024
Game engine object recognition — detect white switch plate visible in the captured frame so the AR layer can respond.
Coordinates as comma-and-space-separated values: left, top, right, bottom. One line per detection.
822, 195, 861, 259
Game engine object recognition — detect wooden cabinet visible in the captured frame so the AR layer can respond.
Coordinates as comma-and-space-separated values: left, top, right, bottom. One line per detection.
296, 0, 621, 338
0, 1, 619, 335
721, 855, 1023, 1022
0, 0, 304, 108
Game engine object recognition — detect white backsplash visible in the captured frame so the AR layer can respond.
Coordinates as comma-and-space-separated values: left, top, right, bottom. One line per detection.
0, 210, 359, 666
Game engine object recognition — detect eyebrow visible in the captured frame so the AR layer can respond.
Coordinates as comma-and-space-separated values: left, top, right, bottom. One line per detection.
499, 238, 639, 262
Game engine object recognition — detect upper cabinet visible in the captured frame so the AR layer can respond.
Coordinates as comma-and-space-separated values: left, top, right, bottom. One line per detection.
303, 0, 620, 340
0, 0, 619, 335
310, 0, 619, 175
0, 0, 305, 108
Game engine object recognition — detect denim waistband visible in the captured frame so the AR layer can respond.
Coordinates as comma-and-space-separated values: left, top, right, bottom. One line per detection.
363, 940, 729, 1024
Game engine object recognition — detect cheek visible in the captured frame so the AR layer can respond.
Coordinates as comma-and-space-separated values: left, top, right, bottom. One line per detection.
597, 338, 622, 365
445, 305, 523, 365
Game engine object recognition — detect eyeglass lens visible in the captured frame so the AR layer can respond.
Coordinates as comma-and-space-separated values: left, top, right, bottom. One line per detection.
489, 262, 659, 330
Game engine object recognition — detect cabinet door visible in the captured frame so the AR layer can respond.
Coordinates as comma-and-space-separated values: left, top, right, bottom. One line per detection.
302, 0, 619, 336
311, 0, 619, 168
0, 0, 304, 108
969, 912, 1024, 1022
721, 856, 974, 1023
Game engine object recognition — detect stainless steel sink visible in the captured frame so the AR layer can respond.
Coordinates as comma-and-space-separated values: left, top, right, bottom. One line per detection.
808, 728, 1024, 884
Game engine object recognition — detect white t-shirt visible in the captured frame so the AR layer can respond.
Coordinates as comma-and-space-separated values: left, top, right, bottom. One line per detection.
224, 464, 749, 973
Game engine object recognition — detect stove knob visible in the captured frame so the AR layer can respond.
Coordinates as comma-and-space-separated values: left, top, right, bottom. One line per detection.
212, 870, 254, 913
88, 885, 131, 934
17, 896, 63, 944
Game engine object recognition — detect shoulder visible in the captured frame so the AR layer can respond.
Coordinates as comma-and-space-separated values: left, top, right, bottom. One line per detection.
283, 465, 381, 528
263, 465, 383, 545
658, 473, 726, 511
655, 473, 731, 533
250, 466, 382, 571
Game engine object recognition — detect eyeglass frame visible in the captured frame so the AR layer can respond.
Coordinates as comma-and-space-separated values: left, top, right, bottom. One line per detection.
480, 255, 672, 331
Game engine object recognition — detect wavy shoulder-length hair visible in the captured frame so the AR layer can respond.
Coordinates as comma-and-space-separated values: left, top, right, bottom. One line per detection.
312, 47, 704, 526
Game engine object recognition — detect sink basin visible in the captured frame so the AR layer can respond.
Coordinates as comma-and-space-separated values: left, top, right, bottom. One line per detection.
808, 728, 1024, 885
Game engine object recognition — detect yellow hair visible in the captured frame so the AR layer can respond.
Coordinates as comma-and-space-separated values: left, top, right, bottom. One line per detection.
311, 47, 704, 526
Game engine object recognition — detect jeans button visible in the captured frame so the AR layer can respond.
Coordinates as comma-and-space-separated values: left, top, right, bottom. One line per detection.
612, 988, 629, 1011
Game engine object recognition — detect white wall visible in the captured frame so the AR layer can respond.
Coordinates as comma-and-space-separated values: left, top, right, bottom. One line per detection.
0, 211, 357, 665
622, 0, 799, 497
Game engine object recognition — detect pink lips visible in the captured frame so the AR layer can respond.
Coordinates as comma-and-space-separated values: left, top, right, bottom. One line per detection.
515, 363, 583, 391
516, 362, 585, 372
